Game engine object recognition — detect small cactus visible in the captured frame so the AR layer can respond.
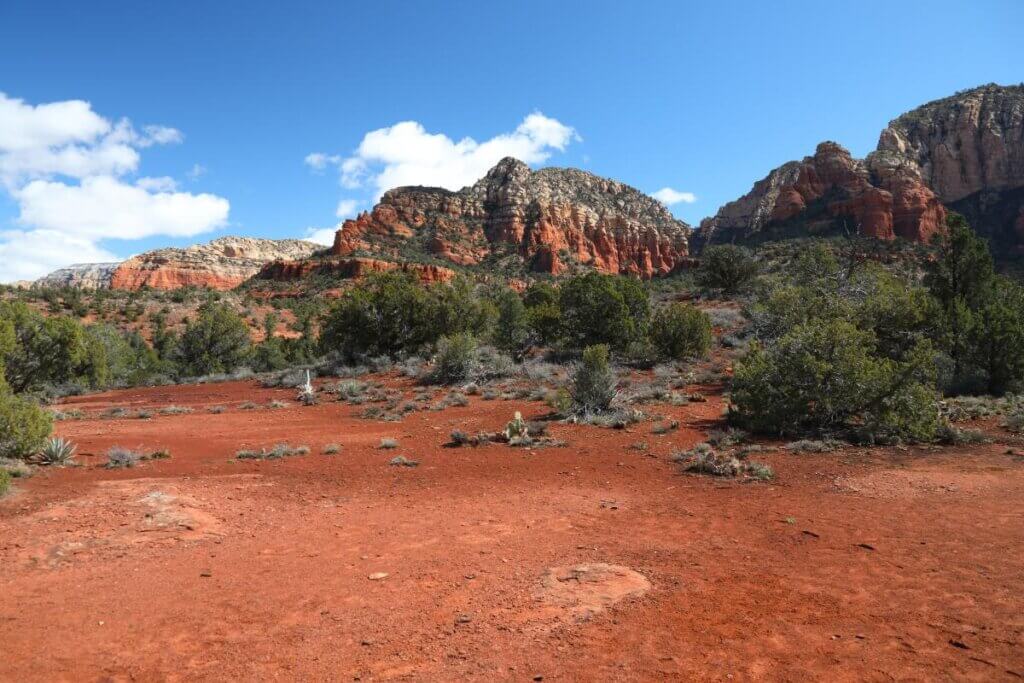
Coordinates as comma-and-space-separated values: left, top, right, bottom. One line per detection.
504, 411, 529, 442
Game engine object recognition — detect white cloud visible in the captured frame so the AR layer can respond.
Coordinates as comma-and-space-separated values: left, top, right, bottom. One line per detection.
186, 163, 207, 181
652, 187, 697, 205
308, 112, 579, 210
0, 94, 109, 152
0, 92, 230, 282
304, 152, 340, 172
335, 199, 361, 219
139, 125, 183, 147
135, 176, 178, 192
304, 226, 338, 246
0, 229, 119, 283
15, 176, 228, 240
349, 113, 578, 197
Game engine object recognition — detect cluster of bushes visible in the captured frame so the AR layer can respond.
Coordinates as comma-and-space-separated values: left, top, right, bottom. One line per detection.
730, 216, 1024, 443
319, 271, 713, 369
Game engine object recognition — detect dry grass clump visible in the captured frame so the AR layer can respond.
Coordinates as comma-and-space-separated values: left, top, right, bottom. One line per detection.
673, 442, 773, 480
236, 444, 310, 460
160, 405, 194, 415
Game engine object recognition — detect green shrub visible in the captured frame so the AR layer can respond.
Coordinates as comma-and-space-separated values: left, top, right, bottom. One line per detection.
0, 390, 53, 459
559, 273, 649, 351
320, 272, 436, 359
570, 344, 617, 414
731, 318, 939, 442
174, 302, 252, 377
698, 244, 758, 293
650, 303, 712, 360
523, 282, 562, 346
489, 288, 531, 357
0, 468, 10, 497
429, 333, 478, 384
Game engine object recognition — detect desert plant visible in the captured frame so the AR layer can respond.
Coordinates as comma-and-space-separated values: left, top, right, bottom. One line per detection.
651, 419, 679, 435
1003, 408, 1024, 433
38, 437, 76, 466
0, 468, 9, 497
322, 443, 341, 454
785, 439, 842, 453
236, 443, 309, 460
174, 302, 252, 377
731, 318, 939, 442
0, 391, 53, 460
379, 438, 399, 449
570, 344, 617, 414
429, 333, 478, 385
558, 272, 649, 351
449, 430, 472, 446
389, 455, 419, 467
504, 411, 530, 445
160, 405, 193, 415
650, 303, 713, 360
106, 446, 142, 468
697, 244, 759, 293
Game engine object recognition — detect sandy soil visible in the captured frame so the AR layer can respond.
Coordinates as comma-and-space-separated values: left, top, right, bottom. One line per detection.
2, 378, 1023, 681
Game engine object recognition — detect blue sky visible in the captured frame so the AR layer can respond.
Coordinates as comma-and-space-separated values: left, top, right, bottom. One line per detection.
0, 0, 1021, 280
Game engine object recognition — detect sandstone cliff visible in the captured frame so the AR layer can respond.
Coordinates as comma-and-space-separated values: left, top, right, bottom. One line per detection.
872, 83, 1024, 253
35, 262, 120, 290
109, 237, 321, 290
331, 158, 692, 278
698, 84, 1024, 253
696, 142, 945, 248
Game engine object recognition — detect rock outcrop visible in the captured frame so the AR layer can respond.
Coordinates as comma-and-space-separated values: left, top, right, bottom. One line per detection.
873, 84, 1024, 202
109, 237, 321, 290
331, 158, 691, 278
873, 83, 1024, 253
35, 262, 120, 290
697, 142, 945, 248
698, 84, 1024, 254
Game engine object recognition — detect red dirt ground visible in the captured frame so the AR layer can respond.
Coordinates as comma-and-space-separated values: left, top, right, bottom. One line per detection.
2, 378, 1023, 681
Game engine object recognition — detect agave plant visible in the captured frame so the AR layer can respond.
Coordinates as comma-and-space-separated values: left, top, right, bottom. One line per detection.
38, 437, 77, 466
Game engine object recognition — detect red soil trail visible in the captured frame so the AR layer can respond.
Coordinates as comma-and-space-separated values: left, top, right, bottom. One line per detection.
1, 379, 1023, 680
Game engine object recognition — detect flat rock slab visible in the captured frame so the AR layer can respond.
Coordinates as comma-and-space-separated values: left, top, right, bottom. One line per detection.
537, 563, 651, 622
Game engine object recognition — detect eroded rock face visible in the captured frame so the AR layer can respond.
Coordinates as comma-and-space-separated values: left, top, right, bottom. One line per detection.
873, 84, 1024, 253
331, 158, 691, 278
696, 142, 945, 248
109, 237, 321, 290
698, 84, 1024, 252
873, 84, 1024, 202
35, 262, 120, 290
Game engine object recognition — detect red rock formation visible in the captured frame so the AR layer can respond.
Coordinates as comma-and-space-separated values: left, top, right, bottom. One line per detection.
699, 85, 1024, 251
330, 158, 691, 279
110, 237, 321, 291
698, 142, 945, 247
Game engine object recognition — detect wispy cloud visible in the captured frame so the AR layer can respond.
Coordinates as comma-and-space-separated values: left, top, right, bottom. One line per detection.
651, 187, 697, 205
